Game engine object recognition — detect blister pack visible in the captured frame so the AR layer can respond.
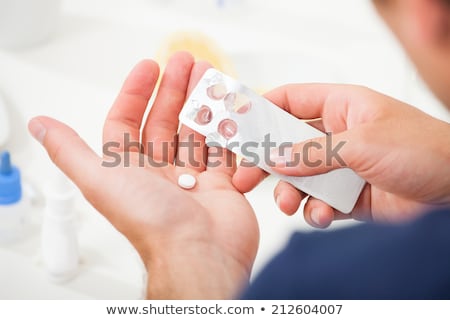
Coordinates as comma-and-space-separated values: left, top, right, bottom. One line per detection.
179, 69, 365, 213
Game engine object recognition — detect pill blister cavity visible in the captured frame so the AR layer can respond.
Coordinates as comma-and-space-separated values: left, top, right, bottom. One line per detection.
207, 83, 227, 100
224, 92, 252, 114
194, 105, 213, 125
218, 119, 238, 140
206, 72, 224, 86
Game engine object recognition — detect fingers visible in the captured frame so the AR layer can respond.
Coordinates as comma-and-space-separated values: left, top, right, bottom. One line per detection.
232, 161, 269, 193
273, 181, 305, 215
142, 51, 195, 163
186, 61, 212, 94
28, 117, 102, 199
264, 83, 355, 120
206, 146, 236, 177
103, 60, 160, 153
264, 83, 371, 134
268, 176, 355, 228
271, 179, 348, 226
302, 184, 373, 228
264, 83, 337, 119
176, 60, 212, 172
303, 198, 337, 228
273, 180, 343, 226
270, 129, 359, 177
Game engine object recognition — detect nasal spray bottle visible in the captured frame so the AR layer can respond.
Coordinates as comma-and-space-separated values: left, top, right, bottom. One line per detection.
0, 151, 26, 243
41, 169, 79, 283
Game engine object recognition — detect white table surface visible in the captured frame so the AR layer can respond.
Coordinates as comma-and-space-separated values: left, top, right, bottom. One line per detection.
0, 0, 448, 299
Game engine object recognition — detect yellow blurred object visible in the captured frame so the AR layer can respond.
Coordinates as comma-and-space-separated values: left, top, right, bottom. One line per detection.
157, 31, 236, 76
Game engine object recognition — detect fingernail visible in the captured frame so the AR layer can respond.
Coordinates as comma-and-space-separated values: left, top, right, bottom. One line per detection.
270, 147, 292, 167
310, 208, 321, 226
28, 118, 47, 145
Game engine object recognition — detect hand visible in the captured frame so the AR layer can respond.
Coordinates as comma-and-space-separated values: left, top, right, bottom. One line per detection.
28, 52, 259, 299
233, 84, 450, 228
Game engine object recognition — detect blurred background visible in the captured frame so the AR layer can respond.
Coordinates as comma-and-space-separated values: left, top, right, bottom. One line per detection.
0, 0, 449, 299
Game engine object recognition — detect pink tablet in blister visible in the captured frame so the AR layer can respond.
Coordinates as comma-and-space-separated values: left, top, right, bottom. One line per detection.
179, 69, 366, 213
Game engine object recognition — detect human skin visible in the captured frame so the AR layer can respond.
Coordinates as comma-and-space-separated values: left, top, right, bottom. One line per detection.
27, 0, 450, 299
233, 84, 450, 227
233, 0, 450, 228
29, 52, 259, 299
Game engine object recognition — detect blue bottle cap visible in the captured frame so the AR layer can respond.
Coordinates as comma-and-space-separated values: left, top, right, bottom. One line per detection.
0, 151, 22, 205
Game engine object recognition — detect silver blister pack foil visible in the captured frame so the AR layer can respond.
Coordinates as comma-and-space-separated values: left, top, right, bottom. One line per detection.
180, 69, 365, 213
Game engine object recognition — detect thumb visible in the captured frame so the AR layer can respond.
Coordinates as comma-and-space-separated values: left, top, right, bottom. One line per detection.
28, 116, 102, 197
270, 131, 355, 176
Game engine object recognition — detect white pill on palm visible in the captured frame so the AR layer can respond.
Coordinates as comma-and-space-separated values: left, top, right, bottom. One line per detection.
178, 174, 197, 190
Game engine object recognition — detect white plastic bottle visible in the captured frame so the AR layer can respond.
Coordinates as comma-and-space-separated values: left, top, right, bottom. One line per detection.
0, 92, 10, 147
41, 170, 79, 283
0, 151, 26, 243
0, 151, 28, 243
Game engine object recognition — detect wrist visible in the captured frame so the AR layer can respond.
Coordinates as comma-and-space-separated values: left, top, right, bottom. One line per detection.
144, 239, 251, 299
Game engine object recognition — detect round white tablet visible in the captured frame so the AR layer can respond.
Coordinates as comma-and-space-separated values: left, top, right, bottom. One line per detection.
177, 174, 197, 190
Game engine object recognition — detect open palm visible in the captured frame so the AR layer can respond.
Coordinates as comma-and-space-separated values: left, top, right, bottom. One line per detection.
29, 52, 259, 298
